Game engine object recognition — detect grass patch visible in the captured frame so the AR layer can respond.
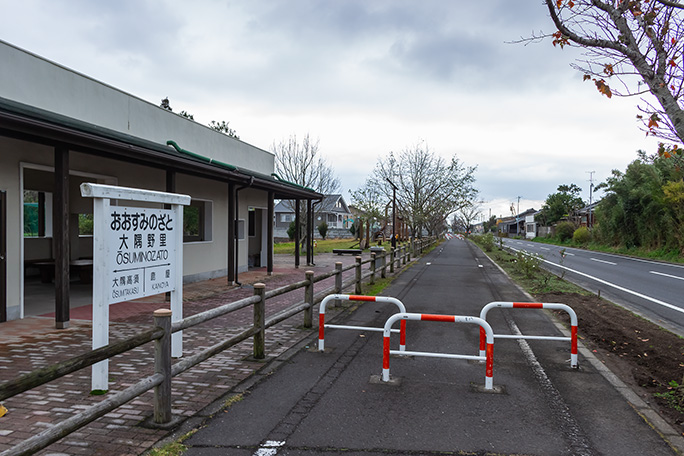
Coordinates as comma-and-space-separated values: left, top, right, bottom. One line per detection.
147, 429, 198, 456
477, 244, 591, 296
274, 238, 361, 255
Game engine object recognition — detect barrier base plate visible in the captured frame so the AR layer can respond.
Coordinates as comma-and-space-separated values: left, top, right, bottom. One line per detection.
308, 346, 334, 353
470, 383, 506, 395
369, 374, 402, 386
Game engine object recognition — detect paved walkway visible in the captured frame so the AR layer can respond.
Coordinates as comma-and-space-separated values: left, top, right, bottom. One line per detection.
0, 252, 384, 456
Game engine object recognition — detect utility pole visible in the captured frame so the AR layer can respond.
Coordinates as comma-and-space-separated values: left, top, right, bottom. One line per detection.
587, 171, 595, 228
386, 178, 398, 248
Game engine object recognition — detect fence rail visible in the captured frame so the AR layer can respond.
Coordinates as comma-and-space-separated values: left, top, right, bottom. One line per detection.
0, 238, 436, 456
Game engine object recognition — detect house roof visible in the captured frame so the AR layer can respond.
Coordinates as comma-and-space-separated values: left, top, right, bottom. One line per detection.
275, 194, 351, 213
0, 96, 321, 200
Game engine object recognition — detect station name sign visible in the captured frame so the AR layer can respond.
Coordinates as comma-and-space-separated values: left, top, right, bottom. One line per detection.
107, 207, 176, 304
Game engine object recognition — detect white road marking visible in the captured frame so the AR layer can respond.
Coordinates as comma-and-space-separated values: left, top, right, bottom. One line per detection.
540, 247, 550, 251
590, 258, 616, 265
254, 440, 285, 456
650, 271, 684, 281
505, 245, 684, 315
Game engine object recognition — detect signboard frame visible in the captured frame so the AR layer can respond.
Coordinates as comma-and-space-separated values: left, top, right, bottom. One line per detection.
81, 183, 191, 391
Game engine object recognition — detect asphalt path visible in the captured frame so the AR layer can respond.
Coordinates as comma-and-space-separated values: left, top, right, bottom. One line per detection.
182, 239, 677, 455
501, 238, 684, 337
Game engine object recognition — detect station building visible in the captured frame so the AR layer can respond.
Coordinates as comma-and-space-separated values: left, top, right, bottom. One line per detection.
0, 40, 321, 327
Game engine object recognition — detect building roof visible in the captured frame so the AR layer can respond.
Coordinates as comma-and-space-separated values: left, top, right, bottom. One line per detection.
0, 96, 321, 200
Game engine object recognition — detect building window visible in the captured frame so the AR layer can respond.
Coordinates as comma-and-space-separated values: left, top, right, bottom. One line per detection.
184, 199, 213, 242
23, 190, 52, 237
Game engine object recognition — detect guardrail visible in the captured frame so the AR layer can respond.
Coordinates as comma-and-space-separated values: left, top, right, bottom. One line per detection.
318, 294, 407, 352
478, 302, 578, 368
0, 237, 437, 456
381, 313, 495, 390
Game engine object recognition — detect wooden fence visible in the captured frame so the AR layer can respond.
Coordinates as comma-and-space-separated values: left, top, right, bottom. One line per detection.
0, 238, 435, 456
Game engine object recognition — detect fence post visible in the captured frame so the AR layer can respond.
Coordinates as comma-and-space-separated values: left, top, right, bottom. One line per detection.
335, 261, 342, 307
355, 256, 362, 294
396, 246, 401, 270
402, 244, 407, 265
304, 271, 314, 328
370, 252, 376, 285
389, 248, 395, 274
153, 309, 172, 424
381, 250, 387, 279
253, 283, 266, 359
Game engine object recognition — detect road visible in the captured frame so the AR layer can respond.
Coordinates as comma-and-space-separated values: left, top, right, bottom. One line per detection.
501, 238, 684, 336
181, 239, 679, 455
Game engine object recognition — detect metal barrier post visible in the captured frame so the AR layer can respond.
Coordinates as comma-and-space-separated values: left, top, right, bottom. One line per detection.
334, 261, 342, 307
153, 309, 172, 424
304, 271, 314, 328
370, 252, 376, 285
318, 294, 407, 352
253, 283, 266, 359
381, 313, 494, 390
478, 302, 579, 368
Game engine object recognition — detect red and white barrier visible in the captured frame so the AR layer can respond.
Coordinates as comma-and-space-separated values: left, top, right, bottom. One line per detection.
318, 294, 407, 352
478, 302, 578, 368
382, 313, 495, 390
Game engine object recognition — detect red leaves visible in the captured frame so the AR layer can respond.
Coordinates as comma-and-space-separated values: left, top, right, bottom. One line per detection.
594, 79, 613, 98
583, 74, 613, 98
552, 31, 570, 48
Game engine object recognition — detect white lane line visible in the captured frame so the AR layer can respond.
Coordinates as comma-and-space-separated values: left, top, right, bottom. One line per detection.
506, 245, 684, 315
650, 271, 684, 281
254, 440, 285, 456
591, 258, 616, 265
565, 252, 575, 256
540, 247, 550, 251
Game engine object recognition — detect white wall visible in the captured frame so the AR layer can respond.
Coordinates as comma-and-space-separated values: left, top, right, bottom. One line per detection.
0, 40, 275, 174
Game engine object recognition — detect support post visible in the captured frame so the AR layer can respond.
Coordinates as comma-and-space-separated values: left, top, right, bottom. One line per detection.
154, 309, 172, 424
355, 256, 362, 294
334, 262, 342, 307
295, 199, 301, 268
389, 248, 395, 274
54, 146, 70, 329
253, 283, 266, 359
402, 244, 407, 265
370, 252, 376, 285
228, 182, 235, 283
304, 271, 314, 328
267, 192, 274, 275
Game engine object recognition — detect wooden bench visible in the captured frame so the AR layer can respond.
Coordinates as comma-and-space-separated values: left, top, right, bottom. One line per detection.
332, 249, 363, 255
30, 259, 94, 284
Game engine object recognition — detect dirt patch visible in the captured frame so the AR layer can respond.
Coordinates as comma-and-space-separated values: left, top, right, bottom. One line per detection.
536, 291, 684, 435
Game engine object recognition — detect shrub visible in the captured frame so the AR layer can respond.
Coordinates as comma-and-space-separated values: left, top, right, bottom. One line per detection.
573, 226, 591, 245
514, 250, 543, 279
318, 222, 328, 240
556, 221, 575, 242
480, 232, 495, 252
287, 221, 297, 240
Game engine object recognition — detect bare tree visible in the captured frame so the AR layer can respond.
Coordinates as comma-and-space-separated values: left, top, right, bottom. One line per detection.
272, 133, 340, 195
541, 0, 684, 158
455, 202, 483, 235
369, 142, 478, 238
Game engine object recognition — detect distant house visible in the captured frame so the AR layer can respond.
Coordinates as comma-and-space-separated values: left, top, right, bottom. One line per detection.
274, 194, 353, 239
497, 208, 538, 237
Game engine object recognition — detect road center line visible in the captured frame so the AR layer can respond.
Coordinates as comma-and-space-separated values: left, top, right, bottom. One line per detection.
650, 271, 684, 281
590, 258, 616, 265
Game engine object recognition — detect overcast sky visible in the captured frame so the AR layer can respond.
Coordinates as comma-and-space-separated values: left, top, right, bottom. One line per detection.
2, 0, 661, 220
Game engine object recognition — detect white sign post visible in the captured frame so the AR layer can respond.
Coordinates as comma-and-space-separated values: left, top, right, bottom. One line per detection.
81, 183, 190, 391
